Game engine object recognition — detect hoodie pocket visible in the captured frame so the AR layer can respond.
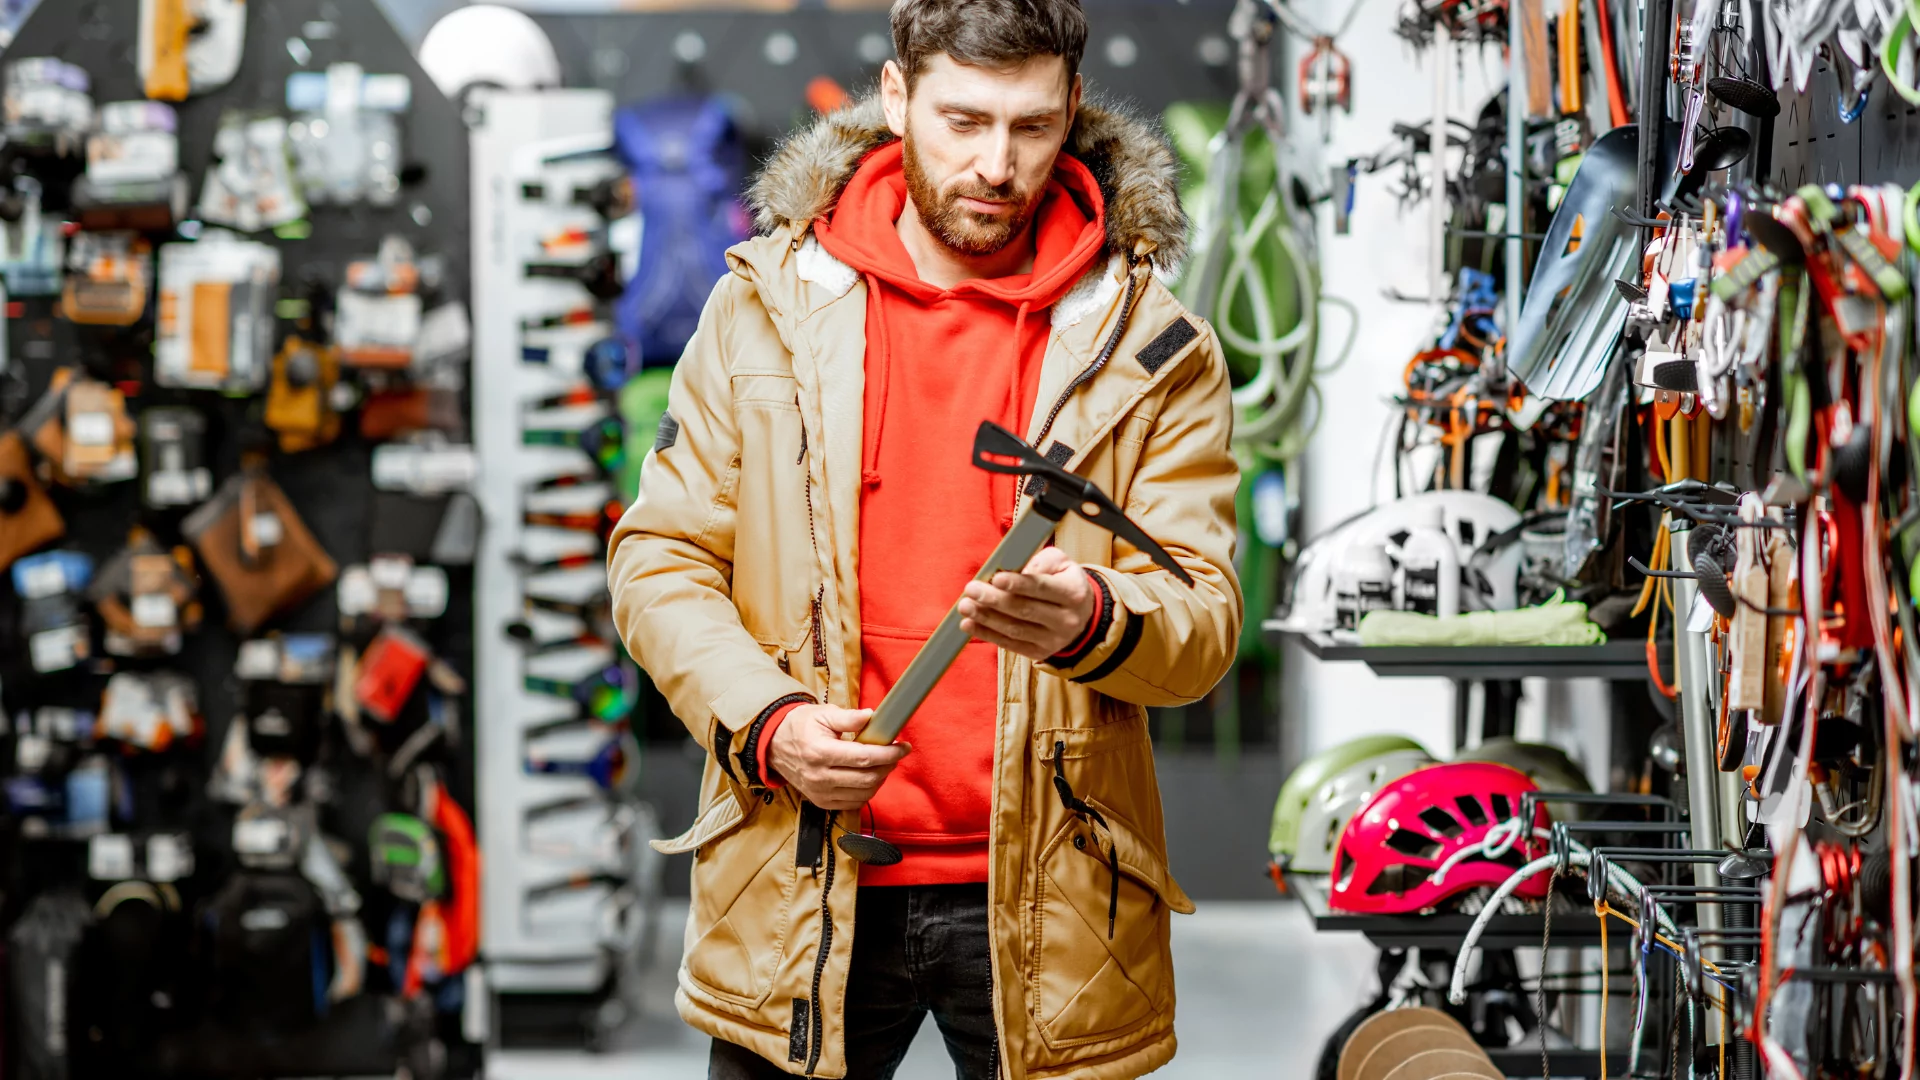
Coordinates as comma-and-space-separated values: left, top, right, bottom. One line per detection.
1029, 796, 1193, 1051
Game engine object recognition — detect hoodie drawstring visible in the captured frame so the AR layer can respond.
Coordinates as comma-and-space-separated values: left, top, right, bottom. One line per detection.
861, 273, 889, 491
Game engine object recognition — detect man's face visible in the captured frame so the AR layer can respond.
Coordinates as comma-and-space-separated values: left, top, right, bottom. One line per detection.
883, 53, 1079, 257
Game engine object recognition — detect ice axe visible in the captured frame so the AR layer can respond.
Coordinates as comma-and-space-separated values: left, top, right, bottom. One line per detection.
854, 421, 1194, 746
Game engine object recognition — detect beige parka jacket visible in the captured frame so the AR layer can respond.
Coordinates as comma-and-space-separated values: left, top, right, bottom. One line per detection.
609, 96, 1244, 1080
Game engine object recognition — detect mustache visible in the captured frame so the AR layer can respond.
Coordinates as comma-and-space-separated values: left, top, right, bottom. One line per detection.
944, 179, 1023, 206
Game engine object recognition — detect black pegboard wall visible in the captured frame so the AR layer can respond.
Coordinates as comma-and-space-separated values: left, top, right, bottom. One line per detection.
532, 2, 1249, 151
0, 0, 475, 1075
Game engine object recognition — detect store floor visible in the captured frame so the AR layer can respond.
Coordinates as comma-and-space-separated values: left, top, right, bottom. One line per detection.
489, 899, 1374, 1078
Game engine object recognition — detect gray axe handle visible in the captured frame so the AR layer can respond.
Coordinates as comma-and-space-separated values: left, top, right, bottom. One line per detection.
855, 507, 1057, 745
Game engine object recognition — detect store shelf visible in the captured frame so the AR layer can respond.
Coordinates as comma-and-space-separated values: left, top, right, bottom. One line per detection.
1486, 1048, 1604, 1079
1284, 872, 1602, 950
1270, 628, 1650, 682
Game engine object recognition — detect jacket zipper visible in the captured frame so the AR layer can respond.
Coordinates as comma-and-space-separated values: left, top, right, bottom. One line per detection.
1030, 267, 1145, 452
804, 837, 836, 1075
798, 395, 830, 675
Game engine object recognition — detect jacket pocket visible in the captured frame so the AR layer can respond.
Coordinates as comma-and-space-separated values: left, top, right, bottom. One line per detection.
670, 790, 799, 1009
731, 373, 812, 651
1029, 796, 1193, 1051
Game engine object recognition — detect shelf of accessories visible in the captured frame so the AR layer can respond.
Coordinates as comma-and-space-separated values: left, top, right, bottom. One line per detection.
471, 88, 640, 997
1274, 628, 1653, 682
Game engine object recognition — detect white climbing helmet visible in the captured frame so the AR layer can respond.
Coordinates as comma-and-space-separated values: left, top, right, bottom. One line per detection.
418, 4, 563, 104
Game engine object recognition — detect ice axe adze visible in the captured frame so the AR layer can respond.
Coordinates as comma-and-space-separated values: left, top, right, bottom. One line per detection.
854, 421, 1194, 746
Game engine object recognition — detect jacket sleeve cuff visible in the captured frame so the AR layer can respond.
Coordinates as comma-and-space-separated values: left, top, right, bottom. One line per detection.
1041, 567, 1141, 682
735, 693, 813, 789
1048, 569, 1110, 667
750, 700, 808, 789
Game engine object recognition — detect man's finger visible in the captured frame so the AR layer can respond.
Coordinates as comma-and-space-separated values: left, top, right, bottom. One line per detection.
818, 708, 875, 733
961, 591, 1052, 632
960, 619, 1047, 660
1023, 546, 1073, 575
961, 602, 1049, 643
817, 740, 909, 770
978, 588, 1071, 627
991, 569, 1074, 603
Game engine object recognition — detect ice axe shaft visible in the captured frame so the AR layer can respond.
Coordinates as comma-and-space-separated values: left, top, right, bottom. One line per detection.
856, 422, 1193, 746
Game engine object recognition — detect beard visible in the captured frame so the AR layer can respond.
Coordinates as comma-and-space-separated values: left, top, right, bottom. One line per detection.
902, 126, 1043, 258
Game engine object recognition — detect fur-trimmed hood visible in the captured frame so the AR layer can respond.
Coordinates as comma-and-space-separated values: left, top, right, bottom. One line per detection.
747, 95, 1188, 272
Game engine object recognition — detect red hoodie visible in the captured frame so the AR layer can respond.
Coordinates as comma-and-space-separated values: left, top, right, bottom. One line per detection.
757, 140, 1109, 885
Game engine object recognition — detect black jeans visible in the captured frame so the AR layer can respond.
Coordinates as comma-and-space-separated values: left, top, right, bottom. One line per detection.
708, 882, 997, 1080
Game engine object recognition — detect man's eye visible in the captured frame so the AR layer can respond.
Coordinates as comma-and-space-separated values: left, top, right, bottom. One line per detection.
1019, 125, 1049, 136
948, 119, 977, 132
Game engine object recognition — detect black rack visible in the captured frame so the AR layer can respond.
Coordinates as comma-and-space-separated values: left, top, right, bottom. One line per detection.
1286, 633, 1650, 682
1285, 871, 1603, 950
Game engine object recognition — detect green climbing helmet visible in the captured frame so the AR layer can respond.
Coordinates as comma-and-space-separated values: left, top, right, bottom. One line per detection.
1451, 738, 1593, 794
1269, 734, 1435, 874
1451, 738, 1593, 819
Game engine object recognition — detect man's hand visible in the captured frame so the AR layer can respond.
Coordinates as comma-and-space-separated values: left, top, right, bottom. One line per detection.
767, 705, 911, 811
958, 547, 1095, 662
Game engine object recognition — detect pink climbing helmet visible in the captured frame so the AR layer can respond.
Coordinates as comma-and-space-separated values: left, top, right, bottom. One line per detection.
1327, 762, 1551, 914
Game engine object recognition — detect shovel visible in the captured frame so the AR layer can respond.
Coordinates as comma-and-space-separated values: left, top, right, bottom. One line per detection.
854, 421, 1195, 745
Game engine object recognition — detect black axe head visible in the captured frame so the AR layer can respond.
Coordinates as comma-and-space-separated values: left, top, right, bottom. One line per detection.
970, 421, 1195, 587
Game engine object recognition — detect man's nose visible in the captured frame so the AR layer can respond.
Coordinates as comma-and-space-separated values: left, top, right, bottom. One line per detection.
974, 128, 1016, 188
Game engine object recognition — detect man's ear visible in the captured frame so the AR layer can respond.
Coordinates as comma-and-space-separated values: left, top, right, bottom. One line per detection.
1067, 73, 1082, 132
881, 60, 909, 138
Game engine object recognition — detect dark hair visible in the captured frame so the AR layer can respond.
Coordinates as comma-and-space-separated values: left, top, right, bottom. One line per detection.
890, 0, 1088, 89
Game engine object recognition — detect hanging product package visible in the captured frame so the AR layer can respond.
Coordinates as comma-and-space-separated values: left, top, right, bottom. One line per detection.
263, 336, 342, 453
0, 429, 64, 571
8, 890, 91, 1080
612, 95, 747, 366
336, 236, 439, 369
88, 530, 202, 658
197, 112, 306, 232
60, 230, 151, 326
182, 467, 338, 634
201, 872, 330, 1030
286, 62, 412, 207
138, 406, 212, 509
154, 230, 280, 392
73, 101, 187, 231
138, 0, 245, 102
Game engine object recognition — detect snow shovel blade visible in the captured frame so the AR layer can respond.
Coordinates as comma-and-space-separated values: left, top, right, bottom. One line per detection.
1508, 124, 1641, 403
856, 422, 1193, 745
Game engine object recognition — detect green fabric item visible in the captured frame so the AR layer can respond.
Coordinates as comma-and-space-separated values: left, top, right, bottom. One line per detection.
618, 368, 675, 502
1356, 596, 1607, 647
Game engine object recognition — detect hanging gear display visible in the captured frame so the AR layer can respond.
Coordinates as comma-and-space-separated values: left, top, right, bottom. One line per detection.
611, 95, 746, 367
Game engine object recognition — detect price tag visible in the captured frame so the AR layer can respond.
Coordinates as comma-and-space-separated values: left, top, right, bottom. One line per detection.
132, 592, 178, 628
147, 470, 193, 506
235, 638, 281, 680
18, 558, 68, 599
251, 511, 284, 548
69, 411, 114, 446
233, 815, 289, 856
147, 834, 193, 883
28, 625, 83, 673
404, 567, 448, 617
87, 834, 136, 880
15, 734, 50, 772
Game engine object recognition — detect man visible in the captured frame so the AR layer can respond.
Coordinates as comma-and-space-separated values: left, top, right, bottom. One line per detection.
609, 2, 1242, 1077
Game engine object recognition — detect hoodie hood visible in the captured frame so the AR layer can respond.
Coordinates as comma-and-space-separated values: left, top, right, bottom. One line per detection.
810, 140, 1107, 309
748, 94, 1188, 273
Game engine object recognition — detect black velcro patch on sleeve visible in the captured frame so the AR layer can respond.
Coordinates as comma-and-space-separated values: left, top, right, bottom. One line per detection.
789, 999, 811, 1062
654, 411, 680, 453
1135, 317, 1199, 375
1024, 440, 1076, 497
